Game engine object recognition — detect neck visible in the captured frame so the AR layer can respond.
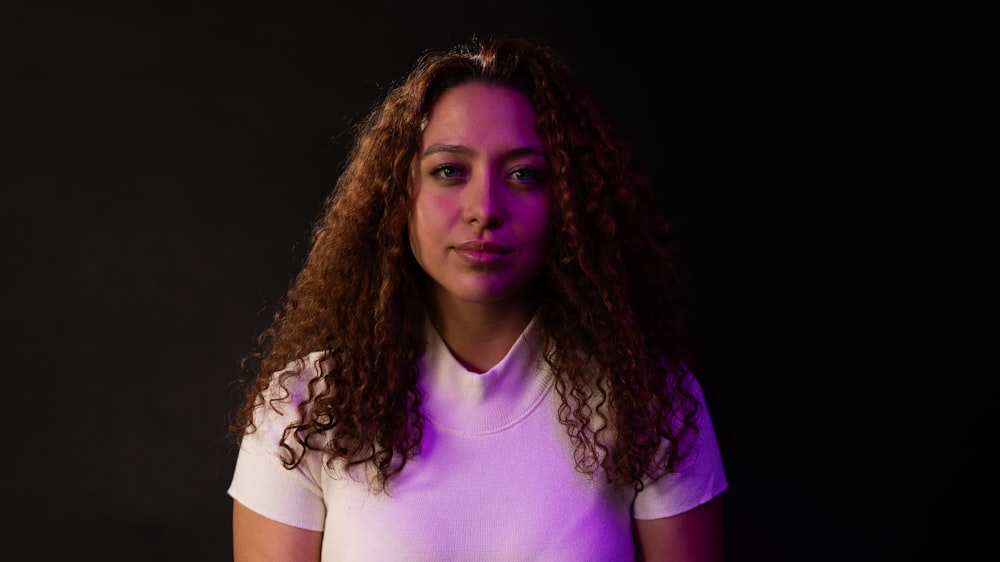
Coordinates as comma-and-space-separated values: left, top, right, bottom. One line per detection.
426, 291, 540, 374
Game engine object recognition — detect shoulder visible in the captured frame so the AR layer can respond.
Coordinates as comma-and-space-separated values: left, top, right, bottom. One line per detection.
251, 351, 332, 432
262, 351, 331, 405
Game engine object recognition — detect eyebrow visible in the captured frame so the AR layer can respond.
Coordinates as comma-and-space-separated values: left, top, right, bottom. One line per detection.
420, 143, 546, 160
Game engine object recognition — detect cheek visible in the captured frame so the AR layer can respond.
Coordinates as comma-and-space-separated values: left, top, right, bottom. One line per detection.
407, 216, 417, 250
407, 195, 445, 260
409, 199, 431, 234
525, 199, 553, 241
407, 207, 425, 259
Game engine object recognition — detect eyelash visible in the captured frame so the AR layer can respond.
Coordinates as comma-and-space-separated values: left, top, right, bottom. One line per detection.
429, 164, 463, 180
428, 165, 546, 187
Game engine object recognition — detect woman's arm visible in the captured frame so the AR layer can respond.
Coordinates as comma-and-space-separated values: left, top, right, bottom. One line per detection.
633, 494, 725, 562
233, 500, 323, 562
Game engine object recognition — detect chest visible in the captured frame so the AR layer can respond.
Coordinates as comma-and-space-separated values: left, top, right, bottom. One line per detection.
317, 397, 636, 561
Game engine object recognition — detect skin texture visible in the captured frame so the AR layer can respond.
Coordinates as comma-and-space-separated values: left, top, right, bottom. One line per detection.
634, 495, 725, 562
232, 501, 321, 562
409, 83, 552, 371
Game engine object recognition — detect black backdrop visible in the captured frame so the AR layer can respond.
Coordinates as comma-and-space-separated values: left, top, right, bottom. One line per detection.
2, 1, 995, 560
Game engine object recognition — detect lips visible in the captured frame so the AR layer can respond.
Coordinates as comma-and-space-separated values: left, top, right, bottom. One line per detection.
454, 240, 512, 254
453, 240, 512, 266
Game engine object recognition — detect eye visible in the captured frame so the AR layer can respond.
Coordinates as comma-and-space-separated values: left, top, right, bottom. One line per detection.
507, 166, 547, 188
429, 164, 465, 181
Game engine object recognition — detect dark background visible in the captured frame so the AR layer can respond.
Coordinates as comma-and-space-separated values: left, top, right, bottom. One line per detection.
2, 1, 995, 560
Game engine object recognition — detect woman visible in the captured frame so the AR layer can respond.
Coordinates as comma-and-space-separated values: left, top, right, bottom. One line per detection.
228, 35, 728, 561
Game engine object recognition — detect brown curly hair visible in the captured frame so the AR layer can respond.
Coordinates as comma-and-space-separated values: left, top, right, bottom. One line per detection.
229, 35, 701, 494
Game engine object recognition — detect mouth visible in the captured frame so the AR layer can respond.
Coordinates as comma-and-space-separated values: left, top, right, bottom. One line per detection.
453, 240, 512, 266
454, 241, 512, 254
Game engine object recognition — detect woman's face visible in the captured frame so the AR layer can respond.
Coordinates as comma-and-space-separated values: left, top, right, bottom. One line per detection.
408, 82, 551, 312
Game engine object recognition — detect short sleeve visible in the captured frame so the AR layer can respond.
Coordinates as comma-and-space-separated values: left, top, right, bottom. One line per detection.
227, 354, 329, 531
632, 374, 729, 519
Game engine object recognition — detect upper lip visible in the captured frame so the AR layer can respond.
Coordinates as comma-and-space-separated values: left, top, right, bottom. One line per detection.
455, 240, 512, 254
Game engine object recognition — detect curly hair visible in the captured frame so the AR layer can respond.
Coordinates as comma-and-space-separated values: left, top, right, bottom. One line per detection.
229, 35, 701, 494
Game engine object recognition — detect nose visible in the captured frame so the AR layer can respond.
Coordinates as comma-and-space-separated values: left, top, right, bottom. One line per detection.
462, 171, 504, 230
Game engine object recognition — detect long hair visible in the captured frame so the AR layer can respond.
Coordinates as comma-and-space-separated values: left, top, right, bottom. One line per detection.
229, 35, 701, 493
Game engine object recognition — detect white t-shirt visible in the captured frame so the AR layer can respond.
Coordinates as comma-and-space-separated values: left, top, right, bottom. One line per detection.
228, 315, 728, 561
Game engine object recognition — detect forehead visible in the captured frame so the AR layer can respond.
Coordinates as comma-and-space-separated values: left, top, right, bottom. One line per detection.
421, 83, 541, 149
